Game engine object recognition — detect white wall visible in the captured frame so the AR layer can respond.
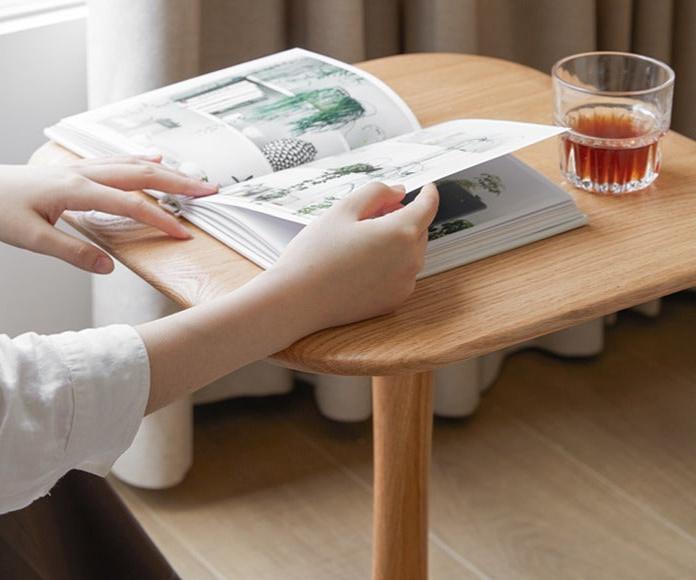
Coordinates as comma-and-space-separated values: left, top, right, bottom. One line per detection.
0, 9, 91, 336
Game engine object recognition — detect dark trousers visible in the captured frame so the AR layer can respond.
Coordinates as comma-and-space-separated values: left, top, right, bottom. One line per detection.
0, 471, 179, 580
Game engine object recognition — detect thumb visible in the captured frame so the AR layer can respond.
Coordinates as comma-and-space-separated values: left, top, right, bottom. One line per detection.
384, 182, 439, 230
344, 182, 406, 220
30, 220, 115, 274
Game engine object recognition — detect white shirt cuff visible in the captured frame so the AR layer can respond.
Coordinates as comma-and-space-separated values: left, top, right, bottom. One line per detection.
50, 324, 150, 476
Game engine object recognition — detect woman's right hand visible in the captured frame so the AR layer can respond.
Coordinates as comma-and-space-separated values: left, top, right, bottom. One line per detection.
270, 181, 439, 333
139, 181, 438, 414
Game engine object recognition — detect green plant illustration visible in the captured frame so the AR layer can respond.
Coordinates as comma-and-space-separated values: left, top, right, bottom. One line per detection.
251, 88, 365, 133
236, 183, 276, 198
428, 219, 474, 240
291, 163, 381, 192
229, 162, 383, 209
452, 173, 504, 196
256, 188, 293, 202
425, 172, 503, 241
428, 218, 474, 240
296, 195, 340, 216
252, 57, 360, 85
449, 136, 494, 153
324, 163, 380, 178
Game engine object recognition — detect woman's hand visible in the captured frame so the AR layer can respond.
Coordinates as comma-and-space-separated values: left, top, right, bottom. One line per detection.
0, 156, 217, 274
270, 181, 439, 333
138, 181, 438, 413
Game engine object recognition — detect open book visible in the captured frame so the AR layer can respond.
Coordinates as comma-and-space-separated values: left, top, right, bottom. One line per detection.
46, 48, 586, 278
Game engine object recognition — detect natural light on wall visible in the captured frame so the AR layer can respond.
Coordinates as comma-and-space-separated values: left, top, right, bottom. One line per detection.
0, 0, 90, 338
0, 0, 83, 22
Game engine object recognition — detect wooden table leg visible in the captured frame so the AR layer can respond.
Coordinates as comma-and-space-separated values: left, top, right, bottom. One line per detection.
372, 371, 434, 580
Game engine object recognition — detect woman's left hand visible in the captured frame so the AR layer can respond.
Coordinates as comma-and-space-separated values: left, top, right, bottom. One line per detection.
0, 156, 218, 274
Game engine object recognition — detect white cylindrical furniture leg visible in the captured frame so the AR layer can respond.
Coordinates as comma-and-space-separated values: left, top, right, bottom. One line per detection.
93, 261, 194, 488
313, 374, 372, 422
534, 318, 604, 357
605, 312, 619, 326
112, 396, 193, 488
480, 350, 507, 391
193, 360, 293, 404
633, 299, 661, 317
434, 359, 481, 417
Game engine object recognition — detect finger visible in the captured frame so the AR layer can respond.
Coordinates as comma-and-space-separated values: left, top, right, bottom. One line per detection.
67, 184, 192, 239
74, 156, 195, 182
342, 182, 406, 220
73, 164, 218, 197
384, 183, 439, 230
376, 201, 404, 217
74, 154, 163, 166
29, 219, 115, 274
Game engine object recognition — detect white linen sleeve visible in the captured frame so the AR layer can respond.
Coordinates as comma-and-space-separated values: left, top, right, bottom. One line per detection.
0, 324, 150, 514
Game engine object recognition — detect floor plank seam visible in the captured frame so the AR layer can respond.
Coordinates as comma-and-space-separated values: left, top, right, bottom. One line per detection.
428, 532, 493, 580
284, 418, 494, 578
498, 405, 696, 549
115, 485, 229, 580
283, 419, 373, 494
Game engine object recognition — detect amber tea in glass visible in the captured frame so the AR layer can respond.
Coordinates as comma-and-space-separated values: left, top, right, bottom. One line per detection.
552, 52, 674, 195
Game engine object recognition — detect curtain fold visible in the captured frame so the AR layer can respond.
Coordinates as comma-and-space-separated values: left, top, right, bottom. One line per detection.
87, 0, 695, 135
672, 0, 696, 137
88, 0, 201, 107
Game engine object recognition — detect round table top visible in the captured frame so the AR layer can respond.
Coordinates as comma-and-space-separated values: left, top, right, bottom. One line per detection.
32, 54, 696, 376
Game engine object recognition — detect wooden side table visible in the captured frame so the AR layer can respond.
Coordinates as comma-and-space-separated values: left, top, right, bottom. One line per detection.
31, 53, 696, 580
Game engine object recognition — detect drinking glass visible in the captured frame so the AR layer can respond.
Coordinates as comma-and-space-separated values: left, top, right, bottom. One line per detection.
552, 51, 674, 194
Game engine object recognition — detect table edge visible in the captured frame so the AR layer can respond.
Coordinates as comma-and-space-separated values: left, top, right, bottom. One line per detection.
30, 53, 696, 376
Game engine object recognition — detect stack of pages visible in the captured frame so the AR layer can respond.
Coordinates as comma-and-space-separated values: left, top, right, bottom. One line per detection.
47, 48, 586, 278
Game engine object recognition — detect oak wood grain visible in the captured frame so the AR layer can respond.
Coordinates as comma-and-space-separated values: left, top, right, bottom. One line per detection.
111, 294, 696, 580
30, 53, 696, 375
372, 372, 433, 580
110, 381, 475, 580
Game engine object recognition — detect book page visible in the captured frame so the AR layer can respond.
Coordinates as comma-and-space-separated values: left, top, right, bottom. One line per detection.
179, 153, 584, 276
421, 155, 582, 243
51, 49, 418, 188
193, 119, 564, 224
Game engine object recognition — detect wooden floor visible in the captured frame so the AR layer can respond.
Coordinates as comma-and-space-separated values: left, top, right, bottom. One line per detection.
112, 292, 696, 580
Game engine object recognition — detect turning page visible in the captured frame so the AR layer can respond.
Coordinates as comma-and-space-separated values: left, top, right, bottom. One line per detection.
189, 119, 565, 224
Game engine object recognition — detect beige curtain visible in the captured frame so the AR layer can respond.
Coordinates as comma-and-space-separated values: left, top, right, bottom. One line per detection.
88, 0, 695, 137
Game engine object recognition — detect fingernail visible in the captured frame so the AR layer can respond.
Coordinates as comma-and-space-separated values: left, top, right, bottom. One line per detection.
94, 256, 114, 274
197, 181, 219, 194
141, 154, 162, 162
391, 184, 406, 193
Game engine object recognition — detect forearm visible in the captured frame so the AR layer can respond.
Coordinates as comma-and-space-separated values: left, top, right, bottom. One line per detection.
137, 269, 317, 414
132, 182, 438, 415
